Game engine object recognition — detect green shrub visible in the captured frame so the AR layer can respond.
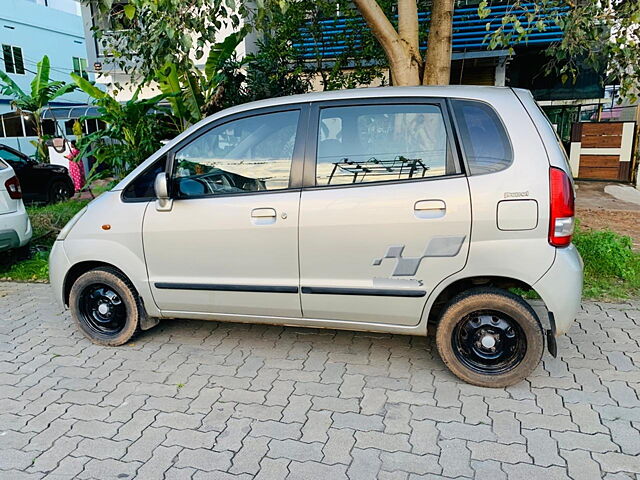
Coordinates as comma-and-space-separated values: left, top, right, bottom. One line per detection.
573, 225, 640, 298
27, 199, 89, 248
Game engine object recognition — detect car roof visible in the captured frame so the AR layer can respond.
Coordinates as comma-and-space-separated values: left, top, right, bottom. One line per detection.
219, 85, 517, 116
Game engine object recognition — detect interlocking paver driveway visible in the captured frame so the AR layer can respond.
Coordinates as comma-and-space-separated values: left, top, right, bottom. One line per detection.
1, 282, 639, 480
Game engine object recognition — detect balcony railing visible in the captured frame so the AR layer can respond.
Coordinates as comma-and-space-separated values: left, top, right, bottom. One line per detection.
294, 3, 568, 59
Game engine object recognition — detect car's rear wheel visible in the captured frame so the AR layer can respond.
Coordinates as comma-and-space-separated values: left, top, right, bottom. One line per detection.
435, 287, 544, 387
49, 179, 73, 204
69, 267, 142, 346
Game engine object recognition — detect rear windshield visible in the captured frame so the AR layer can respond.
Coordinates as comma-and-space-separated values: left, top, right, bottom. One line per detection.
452, 100, 513, 175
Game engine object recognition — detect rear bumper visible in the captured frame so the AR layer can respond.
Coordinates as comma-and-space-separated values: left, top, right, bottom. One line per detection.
0, 206, 32, 251
533, 244, 583, 336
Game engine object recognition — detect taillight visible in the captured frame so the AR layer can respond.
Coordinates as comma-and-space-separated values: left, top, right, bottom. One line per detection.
549, 167, 574, 247
4, 176, 22, 200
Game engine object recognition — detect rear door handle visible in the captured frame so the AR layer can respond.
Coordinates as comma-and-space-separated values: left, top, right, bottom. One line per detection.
414, 200, 446, 219
251, 208, 277, 225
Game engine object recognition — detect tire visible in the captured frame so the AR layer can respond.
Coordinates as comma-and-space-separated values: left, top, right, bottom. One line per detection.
435, 287, 544, 388
48, 179, 73, 204
69, 267, 143, 346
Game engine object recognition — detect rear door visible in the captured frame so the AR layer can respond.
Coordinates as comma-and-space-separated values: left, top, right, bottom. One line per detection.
298, 98, 472, 326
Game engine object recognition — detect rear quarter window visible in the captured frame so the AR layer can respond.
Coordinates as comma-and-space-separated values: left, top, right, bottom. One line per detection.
452, 100, 513, 175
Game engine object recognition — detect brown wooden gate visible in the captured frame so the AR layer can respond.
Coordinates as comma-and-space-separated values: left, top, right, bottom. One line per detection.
569, 122, 636, 181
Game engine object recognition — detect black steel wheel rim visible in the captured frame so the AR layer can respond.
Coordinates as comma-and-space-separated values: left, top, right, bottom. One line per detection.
452, 310, 526, 375
52, 183, 70, 203
78, 284, 127, 336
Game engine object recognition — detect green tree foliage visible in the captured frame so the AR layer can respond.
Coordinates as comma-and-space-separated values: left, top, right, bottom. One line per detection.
70, 73, 172, 181
0, 56, 76, 161
84, 0, 246, 85
156, 32, 247, 130
247, 0, 389, 96
480, 0, 640, 101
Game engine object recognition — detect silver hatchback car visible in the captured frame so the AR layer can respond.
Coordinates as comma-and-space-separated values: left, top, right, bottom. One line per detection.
50, 86, 582, 387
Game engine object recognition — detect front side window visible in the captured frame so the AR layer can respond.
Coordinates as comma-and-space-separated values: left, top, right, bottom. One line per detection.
316, 103, 456, 186
174, 110, 299, 198
2, 45, 25, 75
451, 100, 513, 175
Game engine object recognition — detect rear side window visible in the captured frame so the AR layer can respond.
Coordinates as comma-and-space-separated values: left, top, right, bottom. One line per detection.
316, 103, 459, 186
452, 100, 512, 175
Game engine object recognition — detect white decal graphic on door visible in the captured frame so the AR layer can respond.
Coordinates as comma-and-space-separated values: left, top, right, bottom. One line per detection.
372, 236, 467, 276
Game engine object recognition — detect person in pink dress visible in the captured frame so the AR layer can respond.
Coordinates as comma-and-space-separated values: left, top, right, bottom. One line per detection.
65, 140, 86, 193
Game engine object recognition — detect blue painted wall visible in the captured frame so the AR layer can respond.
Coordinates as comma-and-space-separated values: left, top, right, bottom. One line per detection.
0, 0, 90, 153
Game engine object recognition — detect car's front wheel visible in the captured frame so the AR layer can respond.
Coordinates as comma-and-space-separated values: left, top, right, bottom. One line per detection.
435, 287, 545, 387
69, 267, 142, 346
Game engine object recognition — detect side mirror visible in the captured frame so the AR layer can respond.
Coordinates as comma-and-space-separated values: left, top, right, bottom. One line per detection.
154, 172, 173, 212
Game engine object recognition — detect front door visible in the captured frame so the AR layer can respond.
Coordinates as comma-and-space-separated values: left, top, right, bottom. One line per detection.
143, 107, 306, 318
299, 100, 471, 326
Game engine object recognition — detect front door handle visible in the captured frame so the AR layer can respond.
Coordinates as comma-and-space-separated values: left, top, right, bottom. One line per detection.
414, 200, 446, 219
251, 208, 277, 225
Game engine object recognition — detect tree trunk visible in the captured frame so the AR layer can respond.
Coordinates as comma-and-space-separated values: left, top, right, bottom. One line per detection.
423, 0, 455, 85
352, 0, 422, 86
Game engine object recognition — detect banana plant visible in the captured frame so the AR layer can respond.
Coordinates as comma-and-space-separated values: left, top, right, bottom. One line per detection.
71, 73, 170, 181
156, 30, 246, 132
0, 56, 76, 161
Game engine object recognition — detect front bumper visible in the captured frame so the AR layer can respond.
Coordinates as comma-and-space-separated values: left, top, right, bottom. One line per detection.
49, 240, 71, 309
533, 244, 584, 336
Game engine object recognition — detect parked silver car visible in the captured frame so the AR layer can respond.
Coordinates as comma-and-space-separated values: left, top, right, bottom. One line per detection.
49, 86, 583, 387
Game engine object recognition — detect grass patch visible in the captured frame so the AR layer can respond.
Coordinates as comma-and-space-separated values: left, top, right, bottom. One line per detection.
573, 225, 640, 300
0, 199, 89, 282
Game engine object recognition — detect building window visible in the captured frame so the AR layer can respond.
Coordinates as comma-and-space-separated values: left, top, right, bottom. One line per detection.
2, 45, 25, 75
72, 57, 89, 79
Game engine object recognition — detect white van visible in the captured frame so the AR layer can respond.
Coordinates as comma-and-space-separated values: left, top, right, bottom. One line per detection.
49, 87, 583, 387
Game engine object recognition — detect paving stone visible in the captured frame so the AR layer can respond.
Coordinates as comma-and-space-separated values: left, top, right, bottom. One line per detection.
354, 431, 411, 452
229, 436, 269, 475
561, 449, 602, 480
501, 463, 571, 480
468, 440, 530, 464
77, 458, 141, 479
594, 452, 640, 474
551, 431, 620, 453
254, 457, 289, 480
347, 448, 381, 479
471, 459, 506, 480
175, 448, 233, 472
322, 428, 354, 465
523, 428, 564, 466
566, 402, 608, 434
268, 439, 323, 462
288, 460, 348, 480
250, 420, 302, 440
439, 439, 473, 477
164, 429, 218, 449
332, 412, 384, 431
603, 419, 640, 455
74, 437, 129, 460
135, 445, 181, 478
379, 451, 441, 476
